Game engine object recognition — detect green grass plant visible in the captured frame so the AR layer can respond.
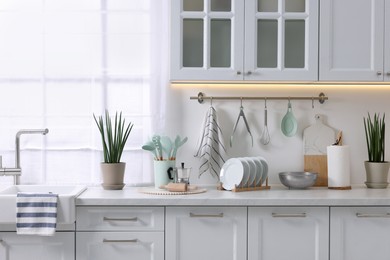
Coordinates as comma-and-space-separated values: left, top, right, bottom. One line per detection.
94, 110, 133, 163
364, 113, 385, 162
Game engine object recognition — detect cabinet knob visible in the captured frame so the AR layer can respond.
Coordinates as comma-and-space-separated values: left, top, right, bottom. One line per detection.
377, 71, 383, 76
247, 71, 252, 75
236, 71, 242, 75
386, 72, 390, 76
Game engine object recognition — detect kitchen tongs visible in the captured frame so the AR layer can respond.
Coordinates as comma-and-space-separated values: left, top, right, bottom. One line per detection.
230, 100, 253, 147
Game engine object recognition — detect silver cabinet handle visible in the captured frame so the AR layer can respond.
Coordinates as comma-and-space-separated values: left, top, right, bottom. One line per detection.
386, 72, 390, 76
356, 213, 390, 218
103, 239, 138, 243
103, 217, 138, 221
189, 213, 224, 218
272, 213, 306, 218
247, 71, 252, 75
236, 71, 242, 75
377, 71, 383, 76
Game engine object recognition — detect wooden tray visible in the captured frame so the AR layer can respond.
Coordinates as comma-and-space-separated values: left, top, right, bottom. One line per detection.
218, 178, 270, 192
138, 187, 207, 195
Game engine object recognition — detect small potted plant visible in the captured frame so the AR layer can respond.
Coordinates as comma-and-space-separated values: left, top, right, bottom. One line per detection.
94, 110, 133, 190
363, 113, 389, 188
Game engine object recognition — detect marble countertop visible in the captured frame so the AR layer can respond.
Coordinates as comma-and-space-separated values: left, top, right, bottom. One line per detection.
76, 185, 390, 206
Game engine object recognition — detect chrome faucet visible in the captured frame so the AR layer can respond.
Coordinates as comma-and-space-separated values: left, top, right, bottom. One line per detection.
0, 129, 49, 185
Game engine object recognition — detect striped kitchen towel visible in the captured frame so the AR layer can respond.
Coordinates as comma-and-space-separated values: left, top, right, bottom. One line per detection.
16, 192, 58, 236
194, 106, 226, 179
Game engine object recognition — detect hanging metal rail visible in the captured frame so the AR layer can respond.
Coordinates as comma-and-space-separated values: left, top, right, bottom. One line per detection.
190, 92, 328, 104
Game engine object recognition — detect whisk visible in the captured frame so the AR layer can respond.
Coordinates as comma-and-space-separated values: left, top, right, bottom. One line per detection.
260, 99, 270, 145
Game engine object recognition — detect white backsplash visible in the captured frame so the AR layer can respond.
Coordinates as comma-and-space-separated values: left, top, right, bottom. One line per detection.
164, 84, 390, 186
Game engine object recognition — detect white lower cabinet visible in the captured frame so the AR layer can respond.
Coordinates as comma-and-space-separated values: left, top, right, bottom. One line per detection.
330, 207, 390, 260
248, 207, 329, 260
0, 232, 74, 260
76, 232, 164, 260
166, 207, 247, 260
73, 204, 390, 260
76, 206, 165, 260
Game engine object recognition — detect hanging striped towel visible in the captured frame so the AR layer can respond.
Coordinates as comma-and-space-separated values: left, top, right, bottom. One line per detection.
194, 106, 226, 179
16, 192, 58, 236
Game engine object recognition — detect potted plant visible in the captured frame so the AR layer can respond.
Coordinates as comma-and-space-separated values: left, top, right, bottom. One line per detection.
363, 113, 389, 188
94, 110, 133, 190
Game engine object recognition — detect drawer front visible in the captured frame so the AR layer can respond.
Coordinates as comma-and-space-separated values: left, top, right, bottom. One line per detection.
76, 232, 164, 260
166, 207, 247, 260
76, 207, 164, 231
248, 207, 329, 260
0, 232, 74, 260
330, 207, 390, 260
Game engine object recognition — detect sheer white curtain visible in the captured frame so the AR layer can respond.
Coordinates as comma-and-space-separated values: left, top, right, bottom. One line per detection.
0, 0, 169, 185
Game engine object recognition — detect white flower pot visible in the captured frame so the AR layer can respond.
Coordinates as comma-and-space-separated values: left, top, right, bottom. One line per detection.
364, 161, 390, 188
101, 162, 126, 190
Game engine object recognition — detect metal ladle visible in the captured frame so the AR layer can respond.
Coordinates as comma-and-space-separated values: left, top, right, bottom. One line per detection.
260, 98, 270, 145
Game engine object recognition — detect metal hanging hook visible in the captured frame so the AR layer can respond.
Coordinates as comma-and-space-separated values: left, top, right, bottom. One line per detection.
312, 97, 314, 109
240, 97, 243, 107
265, 97, 267, 108
210, 97, 213, 107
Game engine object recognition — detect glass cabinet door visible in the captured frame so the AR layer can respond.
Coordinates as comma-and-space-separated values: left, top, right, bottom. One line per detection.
171, 0, 318, 81
245, 0, 318, 80
171, 0, 244, 81
182, 0, 232, 68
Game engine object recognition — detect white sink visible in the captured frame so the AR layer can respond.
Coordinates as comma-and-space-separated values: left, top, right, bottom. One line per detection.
0, 185, 87, 224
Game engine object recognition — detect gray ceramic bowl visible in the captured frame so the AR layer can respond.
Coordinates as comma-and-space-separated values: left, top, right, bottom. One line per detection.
279, 172, 318, 189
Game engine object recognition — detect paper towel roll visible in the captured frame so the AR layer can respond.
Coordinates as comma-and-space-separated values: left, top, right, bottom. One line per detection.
327, 145, 351, 188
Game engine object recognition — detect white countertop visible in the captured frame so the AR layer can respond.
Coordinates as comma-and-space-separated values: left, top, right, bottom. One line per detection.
76, 185, 390, 206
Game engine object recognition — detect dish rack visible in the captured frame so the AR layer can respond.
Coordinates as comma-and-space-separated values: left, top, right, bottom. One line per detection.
218, 177, 270, 192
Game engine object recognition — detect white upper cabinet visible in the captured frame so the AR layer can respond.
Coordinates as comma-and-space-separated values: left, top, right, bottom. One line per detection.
171, 0, 319, 81
171, 0, 244, 81
385, 0, 390, 79
245, 0, 318, 81
320, 0, 386, 81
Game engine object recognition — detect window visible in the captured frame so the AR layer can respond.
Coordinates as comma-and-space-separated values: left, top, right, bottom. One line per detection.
0, 0, 169, 185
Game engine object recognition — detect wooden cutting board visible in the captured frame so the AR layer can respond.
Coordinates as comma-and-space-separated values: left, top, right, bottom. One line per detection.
303, 115, 336, 187
304, 155, 328, 186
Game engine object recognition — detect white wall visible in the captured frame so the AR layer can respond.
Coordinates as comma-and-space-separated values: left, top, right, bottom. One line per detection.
164, 84, 390, 186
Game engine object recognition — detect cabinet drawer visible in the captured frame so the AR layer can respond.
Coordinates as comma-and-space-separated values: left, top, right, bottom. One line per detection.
76, 207, 164, 231
0, 232, 74, 260
166, 207, 247, 260
248, 207, 329, 260
76, 232, 164, 260
330, 207, 390, 260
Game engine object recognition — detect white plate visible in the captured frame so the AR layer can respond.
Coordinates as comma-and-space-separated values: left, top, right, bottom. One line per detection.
243, 157, 256, 187
258, 157, 268, 184
239, 159, 250, 187
252, 158, 263, 186
220, 158, 244, 191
